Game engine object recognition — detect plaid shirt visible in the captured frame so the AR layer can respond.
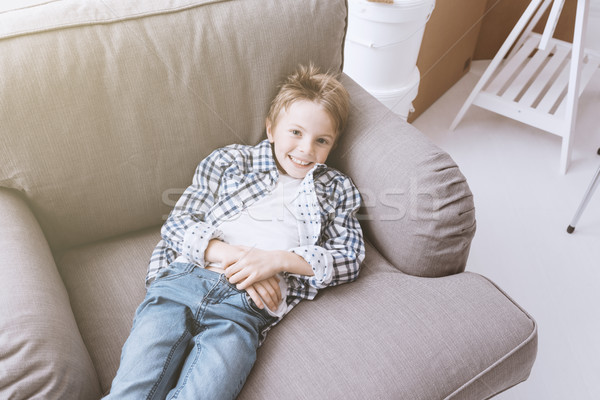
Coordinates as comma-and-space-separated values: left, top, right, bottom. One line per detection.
147, 139, 364, 329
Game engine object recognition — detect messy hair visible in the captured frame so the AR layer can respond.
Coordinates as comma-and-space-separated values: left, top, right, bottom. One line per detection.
267, 63, 350, 136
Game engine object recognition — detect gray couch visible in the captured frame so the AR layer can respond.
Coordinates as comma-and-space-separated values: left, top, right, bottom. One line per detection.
0, 0, 537, 399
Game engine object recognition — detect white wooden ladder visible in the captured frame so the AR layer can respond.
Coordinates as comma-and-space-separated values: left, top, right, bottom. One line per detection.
450, 0, 600, 174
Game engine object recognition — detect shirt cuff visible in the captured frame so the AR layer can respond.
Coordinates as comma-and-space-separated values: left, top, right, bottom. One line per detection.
182, 222, 224, 267
289, 245, 334, 288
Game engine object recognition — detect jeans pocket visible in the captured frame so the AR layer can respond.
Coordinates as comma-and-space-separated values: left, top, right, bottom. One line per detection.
154, 262, 195, 283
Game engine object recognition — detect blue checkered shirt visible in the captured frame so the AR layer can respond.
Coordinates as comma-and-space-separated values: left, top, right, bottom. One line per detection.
147, 139, 364, 325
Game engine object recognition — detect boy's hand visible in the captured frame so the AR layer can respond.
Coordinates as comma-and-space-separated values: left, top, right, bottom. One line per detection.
204, 239, 245, 268
226, 246, 314, 290
225, 246, 282, 289
245, 276, 282, 312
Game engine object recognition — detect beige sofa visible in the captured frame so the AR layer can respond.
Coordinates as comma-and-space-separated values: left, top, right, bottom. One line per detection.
0, 0, 537, 399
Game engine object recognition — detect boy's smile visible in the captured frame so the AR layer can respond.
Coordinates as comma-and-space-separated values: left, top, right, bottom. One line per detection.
266, 100, 337, 179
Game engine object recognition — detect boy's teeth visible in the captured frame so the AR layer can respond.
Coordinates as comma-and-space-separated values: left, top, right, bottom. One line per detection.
290, 156, 310, 166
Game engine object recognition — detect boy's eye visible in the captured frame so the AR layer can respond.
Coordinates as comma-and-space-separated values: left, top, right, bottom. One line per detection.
291, 130, 301, 136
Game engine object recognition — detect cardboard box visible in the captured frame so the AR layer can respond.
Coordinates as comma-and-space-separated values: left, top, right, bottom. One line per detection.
409, 0, 488, 122
474, 0, 576, 60
408, 0, 577, 122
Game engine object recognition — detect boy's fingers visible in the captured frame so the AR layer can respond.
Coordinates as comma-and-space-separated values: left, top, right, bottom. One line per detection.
234, 273, 251, 289
268, 281, 281, 306
250, 282, 269, 310
255, 280, 281, 311
266, 278, 282, 305
245, 286, 264, 309
259, 277, 280, 305
260, 283, 277, 310
224, 261, 240, 278
235, 271, 258, 289
236, 280, 246, 290
227, 265, 248, 283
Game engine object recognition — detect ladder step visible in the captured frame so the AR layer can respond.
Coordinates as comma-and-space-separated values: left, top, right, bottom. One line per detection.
518, 43, 570, 107
536, 56, 571, 114
501, 43, 554, 101
473, 91, 563, 136
486, 36, 539, 95
554, 53, 600, 116
478, 34, 599, 124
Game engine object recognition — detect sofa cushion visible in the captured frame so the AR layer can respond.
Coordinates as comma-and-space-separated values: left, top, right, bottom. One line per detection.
331, 77, 477, 277
57, 230, 536, 399
243, 243, 537, 400
56, 228, 156, 394
0, 189, 101, 400
0, 0, 348, 250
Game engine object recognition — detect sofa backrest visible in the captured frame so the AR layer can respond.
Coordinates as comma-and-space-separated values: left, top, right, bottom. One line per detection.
0, 0, 348, 250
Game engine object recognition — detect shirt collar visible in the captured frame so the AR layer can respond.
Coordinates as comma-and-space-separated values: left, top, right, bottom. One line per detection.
255, 139, 278, 174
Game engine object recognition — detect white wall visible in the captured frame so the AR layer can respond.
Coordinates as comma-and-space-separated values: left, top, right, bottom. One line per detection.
588, 0, 600, 52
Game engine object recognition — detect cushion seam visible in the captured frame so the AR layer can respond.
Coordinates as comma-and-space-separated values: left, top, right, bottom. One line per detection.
0, 0, 230, 41
444, 273, 538, 399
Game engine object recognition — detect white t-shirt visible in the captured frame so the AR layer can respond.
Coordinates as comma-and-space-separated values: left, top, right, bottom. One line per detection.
211, 173, 302, 317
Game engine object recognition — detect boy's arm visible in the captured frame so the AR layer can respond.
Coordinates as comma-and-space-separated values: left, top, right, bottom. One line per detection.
287, 176, 365, 291
159, 149, 227, 266
225, 246, 313, 289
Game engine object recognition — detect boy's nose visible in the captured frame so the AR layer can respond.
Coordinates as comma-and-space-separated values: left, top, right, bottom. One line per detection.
298, 139, 313, 154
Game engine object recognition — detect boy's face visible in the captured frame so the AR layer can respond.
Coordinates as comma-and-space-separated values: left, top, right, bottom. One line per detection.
266, 100, 337, 179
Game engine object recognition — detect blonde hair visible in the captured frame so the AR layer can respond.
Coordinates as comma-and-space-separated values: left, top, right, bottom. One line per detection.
267, 64, 350, 136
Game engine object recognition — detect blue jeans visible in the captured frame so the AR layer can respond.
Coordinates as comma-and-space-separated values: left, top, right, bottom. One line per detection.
104, 262, 276, 400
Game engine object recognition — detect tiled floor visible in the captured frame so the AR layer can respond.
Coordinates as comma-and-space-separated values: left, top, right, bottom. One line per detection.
412, 59, 600, 399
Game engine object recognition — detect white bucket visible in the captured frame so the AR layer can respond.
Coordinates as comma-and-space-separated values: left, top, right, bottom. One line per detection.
371, 67, 420, 120
344, 0, 435, 92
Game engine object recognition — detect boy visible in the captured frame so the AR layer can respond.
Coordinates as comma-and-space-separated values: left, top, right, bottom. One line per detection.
104, 64, 365, 400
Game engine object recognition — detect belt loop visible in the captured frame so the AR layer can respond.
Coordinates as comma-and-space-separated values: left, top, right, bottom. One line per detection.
186, 262, 197, 274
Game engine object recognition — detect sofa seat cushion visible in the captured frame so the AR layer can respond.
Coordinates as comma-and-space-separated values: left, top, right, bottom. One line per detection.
57, 231, 536, 399
0, 189, 101, 400
56, 228, 157, 394
244, 244, 537, 399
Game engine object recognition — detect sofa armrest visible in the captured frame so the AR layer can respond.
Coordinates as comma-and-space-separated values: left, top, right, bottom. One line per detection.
330, 76, 476, 277
0, 189, 101, 399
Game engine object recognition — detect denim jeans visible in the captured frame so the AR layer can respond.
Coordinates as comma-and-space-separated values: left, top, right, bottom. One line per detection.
104, 262, 276, 400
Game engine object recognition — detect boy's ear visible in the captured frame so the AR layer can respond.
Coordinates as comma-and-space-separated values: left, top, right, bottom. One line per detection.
265, 118, 274, 143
